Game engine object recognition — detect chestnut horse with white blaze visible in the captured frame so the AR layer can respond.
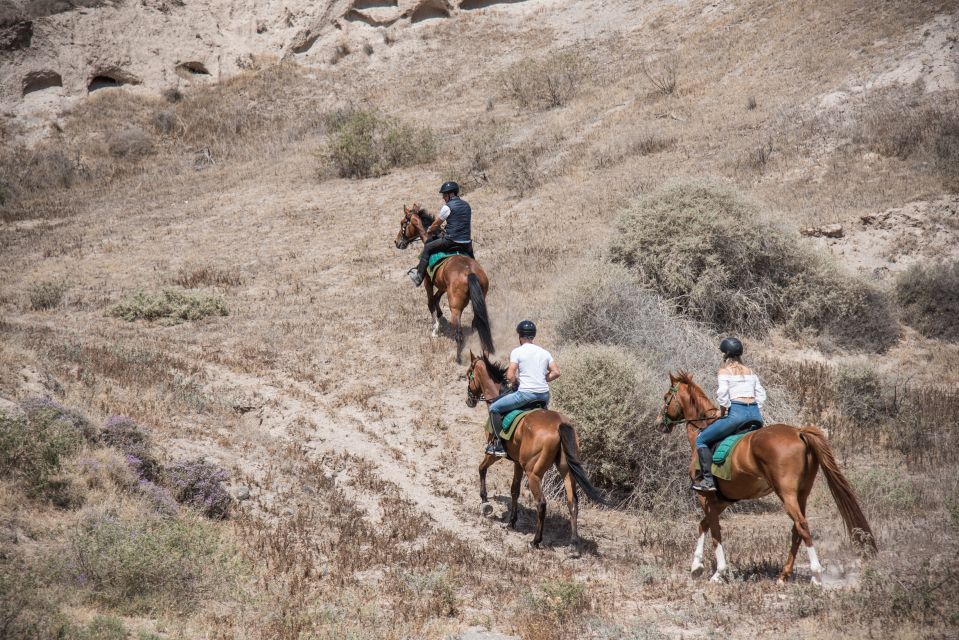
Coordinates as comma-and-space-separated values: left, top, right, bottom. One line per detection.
395, 204, 494, 363
466, 352, 606, 547
657, 372, 876, 584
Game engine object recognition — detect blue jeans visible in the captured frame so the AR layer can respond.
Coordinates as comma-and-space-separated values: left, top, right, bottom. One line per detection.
696, 402, 763, 449
490, 390, 550, 416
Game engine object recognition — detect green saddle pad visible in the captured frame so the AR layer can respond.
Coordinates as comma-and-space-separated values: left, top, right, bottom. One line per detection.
693, 432, 750, 482
426, 252, 466, 279
485, 409, 539, 441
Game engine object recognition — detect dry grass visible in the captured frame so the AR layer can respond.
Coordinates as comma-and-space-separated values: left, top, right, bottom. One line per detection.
2, 1, 958, 637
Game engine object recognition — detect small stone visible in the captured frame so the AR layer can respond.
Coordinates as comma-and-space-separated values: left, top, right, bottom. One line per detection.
282, 507, 296, 517
233, 486, 250, 501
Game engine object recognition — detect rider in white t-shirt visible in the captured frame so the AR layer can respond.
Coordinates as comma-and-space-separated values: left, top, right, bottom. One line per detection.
486, 320, 561, 457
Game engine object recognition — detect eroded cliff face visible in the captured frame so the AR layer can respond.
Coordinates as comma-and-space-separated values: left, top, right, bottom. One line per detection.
0, 0, 517, 138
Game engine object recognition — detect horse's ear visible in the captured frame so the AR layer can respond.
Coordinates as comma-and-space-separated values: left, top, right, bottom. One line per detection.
404, 204, 410, 214
469, 350, 477, 362
669, 372, 677, 383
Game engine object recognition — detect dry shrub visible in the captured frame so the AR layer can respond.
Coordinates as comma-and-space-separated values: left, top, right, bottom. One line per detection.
887, 383, 959, 470
66, 510, 234, 614
321, 109, 435, 179
109, 289, 228, 323
609, 181, 898, 352
896, 260, 959, 341
501, 51, 586, 110
442, 125, 507, 190
27, 280, 69, 311
2, 147, 77, 195
172, 264, 244, 288
499, 145, 543, 197
552, 344, 687, 510
835, 363, 886, 422
641, 56, 678, 96
101, 416, 161, 482
515, 579, 590, 640
591, 130, 676, 169
556, 263, 714, 378
107, 126, 154, 158
0, 556, 69, 640
165, 458, 231, 519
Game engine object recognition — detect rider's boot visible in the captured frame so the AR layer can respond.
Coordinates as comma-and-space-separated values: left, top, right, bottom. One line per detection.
693, 447, 717, 493
484, 412, 508, 458
408, 267, 424, 287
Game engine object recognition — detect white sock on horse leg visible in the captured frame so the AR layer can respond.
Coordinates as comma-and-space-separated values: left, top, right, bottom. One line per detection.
806, 545, 823, 583
691, 533, 706, 572
711, 543, 727, 581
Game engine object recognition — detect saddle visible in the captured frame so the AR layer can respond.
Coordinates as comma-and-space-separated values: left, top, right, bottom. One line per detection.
487, 402, 547, 441
426, 250, 470, 279
695, 421, 763, 481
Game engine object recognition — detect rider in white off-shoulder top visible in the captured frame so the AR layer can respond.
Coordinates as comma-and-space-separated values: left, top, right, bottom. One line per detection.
692, 337, 766, 493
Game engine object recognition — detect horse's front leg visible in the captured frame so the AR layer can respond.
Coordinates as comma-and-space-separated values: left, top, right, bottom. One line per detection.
704, 497, 731, 582
425, 280, 443, 336
479, 453, 498, 503
508, 462, 523, 529
691, 514, 708, 577
450, 305, 464, 363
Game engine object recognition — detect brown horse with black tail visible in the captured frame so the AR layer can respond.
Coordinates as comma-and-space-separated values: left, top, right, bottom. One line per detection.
395, 204, 494, 363
466, 351, 606, 547
657, 372, 877, 584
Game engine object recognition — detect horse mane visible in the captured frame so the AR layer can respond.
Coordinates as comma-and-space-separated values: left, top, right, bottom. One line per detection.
675, 370, 717, 413
482, 353, 509, 384
415, 207, 435, 227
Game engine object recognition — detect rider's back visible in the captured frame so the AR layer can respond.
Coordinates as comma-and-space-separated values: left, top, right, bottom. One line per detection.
511, 342, 553, 393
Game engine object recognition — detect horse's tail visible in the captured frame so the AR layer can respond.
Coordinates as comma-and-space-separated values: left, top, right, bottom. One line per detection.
467, 273, 495, 354
799, 425, 877, 554
558, 422, 607, 505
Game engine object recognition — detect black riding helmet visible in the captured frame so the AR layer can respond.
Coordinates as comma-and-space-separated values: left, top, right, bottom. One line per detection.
516, 320, 536, 338
719, 336, 744, 357
439, 181, 460, 195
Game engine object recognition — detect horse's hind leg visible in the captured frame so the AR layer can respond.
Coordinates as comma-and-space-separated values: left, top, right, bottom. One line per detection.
556, 457, 580, 544
450, 306, 464, 363
527, 470, 547, 547
779, 490, 821, 585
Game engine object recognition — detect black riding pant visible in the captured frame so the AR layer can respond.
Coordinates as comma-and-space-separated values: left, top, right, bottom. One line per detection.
416, 238, 473, 275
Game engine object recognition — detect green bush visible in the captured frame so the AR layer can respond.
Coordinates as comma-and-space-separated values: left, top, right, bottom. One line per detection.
609, 181, 898, 352
0, 558, 69, 640
109, 289, 228, 323
68, 511, 234, 614
0, 404, 84, 499
321, 109, 434, 179
552, 344, 687, 509
896, 260, 959, 341
28, 280, 69, 311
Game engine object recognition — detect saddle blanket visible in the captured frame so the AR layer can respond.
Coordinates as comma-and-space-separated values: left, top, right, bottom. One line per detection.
485, 409, 540, 440
426, 251, 467, 279
693, 431, 751, 482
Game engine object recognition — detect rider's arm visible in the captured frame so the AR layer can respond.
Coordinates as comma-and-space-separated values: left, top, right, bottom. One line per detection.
546, 360, 561, 382
506, 362, 519, 388
427, 204, 451, 236
716, 374, 731, 410
754, 376, 767, 408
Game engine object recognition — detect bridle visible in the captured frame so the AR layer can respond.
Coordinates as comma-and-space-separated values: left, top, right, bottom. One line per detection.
660, 382, 719, 432
396, 209, 426, 249
466, 359, 511, 407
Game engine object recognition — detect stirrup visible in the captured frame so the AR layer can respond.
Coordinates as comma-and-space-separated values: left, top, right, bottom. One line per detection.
485, 442, 507, 458
693, 478, 717, 493
407, 268, 423, 286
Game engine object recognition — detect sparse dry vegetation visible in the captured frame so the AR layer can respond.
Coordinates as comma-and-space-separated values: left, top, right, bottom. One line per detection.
2, 1, 958, 637
896, 259, 959, 341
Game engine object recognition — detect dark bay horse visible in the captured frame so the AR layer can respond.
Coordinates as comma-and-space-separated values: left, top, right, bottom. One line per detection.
657, 372, 876, 584
466, 352, 606, 547
395, 204, 494, 363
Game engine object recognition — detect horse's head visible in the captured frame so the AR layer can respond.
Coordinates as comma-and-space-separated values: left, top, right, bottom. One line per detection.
465, 351, 510, 408
657, 372, 718, 435
395, 204, 427, 250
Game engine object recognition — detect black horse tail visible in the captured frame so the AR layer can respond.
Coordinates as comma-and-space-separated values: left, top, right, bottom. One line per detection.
467, 273, 495, 354
559, 422, 607, 505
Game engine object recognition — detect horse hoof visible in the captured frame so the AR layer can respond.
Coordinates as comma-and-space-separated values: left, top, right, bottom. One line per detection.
528, 540, 541, 550
480, 503, 493, 517
810, 574, 823, 587
709, 572, 725, 583
691, 565, 705, 578
776, 577, 787, 586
